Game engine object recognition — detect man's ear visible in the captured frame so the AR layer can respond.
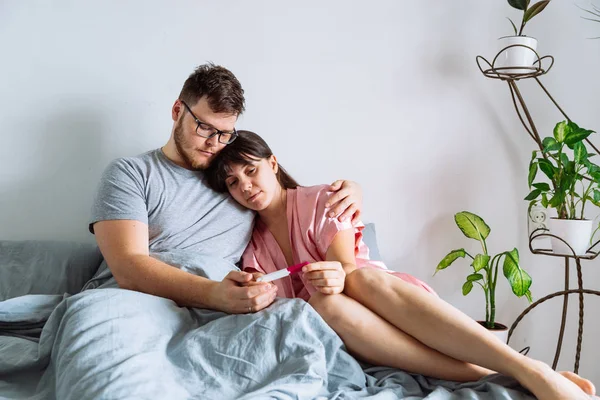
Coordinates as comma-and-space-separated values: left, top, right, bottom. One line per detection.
269, 155, 278, 173
172, 99, 183, 122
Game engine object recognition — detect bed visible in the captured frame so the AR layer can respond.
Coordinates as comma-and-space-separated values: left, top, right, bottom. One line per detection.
0, 232, 535, 399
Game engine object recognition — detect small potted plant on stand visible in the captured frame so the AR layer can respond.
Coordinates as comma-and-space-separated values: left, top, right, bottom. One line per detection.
434, 211, 532, 343
526, 120, 598, 255
498, 0, 551, 73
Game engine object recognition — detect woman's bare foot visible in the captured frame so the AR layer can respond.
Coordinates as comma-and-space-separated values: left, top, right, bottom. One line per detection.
520, 361, 593, 400
559, 371, 596, 396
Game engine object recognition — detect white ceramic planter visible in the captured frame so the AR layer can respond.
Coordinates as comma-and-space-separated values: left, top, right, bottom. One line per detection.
478, 321, 508, 344
548, 218, 593, 256
496, 36, 538, 74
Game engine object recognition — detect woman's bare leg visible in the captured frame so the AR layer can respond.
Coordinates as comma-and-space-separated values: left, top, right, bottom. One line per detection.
307, 292, 493, 381
343, 268, 595, 400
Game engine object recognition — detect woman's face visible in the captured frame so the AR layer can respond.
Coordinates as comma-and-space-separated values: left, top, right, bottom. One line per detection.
224, 155, 281, 211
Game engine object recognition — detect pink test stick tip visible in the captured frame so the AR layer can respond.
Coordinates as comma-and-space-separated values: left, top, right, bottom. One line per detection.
287, 261, 309, 275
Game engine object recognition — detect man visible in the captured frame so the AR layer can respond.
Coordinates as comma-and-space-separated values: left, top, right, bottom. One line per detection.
90, 63, 362, 314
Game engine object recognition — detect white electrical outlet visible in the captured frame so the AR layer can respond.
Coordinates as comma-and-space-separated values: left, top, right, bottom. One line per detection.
528, 206, 549, 236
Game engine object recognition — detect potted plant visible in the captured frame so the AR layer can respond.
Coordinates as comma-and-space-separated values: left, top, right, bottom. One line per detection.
497, 0, 551, 73
526, 120, 598, 255
434, 211, 532, 343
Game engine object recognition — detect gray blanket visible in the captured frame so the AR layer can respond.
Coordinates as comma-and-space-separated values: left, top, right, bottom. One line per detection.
0, 245, 535, 399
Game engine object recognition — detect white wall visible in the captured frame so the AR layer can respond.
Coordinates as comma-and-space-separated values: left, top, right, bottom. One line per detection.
1, 0, 599, 385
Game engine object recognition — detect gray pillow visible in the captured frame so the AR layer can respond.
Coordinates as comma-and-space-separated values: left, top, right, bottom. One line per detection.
0, 241, 103, 301
0, 227, 381, 302
362, 223, 382, 261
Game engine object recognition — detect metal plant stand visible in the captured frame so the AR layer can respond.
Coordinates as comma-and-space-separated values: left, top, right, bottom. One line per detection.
476, 46, 600, 373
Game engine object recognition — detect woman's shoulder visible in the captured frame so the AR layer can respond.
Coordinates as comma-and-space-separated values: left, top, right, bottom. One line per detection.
292, 184, 333, 200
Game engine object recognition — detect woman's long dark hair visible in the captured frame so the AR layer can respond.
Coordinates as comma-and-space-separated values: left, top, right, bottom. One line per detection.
205, 130, 300, 193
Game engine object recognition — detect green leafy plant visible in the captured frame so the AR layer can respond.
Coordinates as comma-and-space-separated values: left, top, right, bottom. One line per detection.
434, 211, 532, 329
578, 2, 600, 39
507, 0, 552, 36
526, 120, 598, 220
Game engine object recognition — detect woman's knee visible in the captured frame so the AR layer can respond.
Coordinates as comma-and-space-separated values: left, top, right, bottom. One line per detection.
346, 268, 417, 306
345, 267, 385, 294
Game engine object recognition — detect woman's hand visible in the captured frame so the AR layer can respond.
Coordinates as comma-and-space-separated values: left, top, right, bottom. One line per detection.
326, 180, 363, 225
302, 262, 346, 295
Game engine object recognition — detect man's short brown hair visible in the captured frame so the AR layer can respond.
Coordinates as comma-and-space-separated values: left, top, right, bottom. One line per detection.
179, 63, 245, 115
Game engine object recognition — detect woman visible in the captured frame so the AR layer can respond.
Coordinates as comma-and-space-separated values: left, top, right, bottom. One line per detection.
206, 130, 596, 400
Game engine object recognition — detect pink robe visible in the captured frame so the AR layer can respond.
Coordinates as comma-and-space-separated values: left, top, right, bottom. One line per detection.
241, 185, 436, 301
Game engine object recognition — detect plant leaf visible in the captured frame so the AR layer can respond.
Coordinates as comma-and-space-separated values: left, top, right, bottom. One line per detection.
553, 121, 570, 143
549, 193, 565, 208
462, 281, 474, 296
574, 142, 588, 163
527, 200, 538, 218
507, 17, 518, 35
503, 248, 533, 297
537, 159, 555, 180
542, 137, 560, 152
508, 0, 529, 10
525, 290, 533, 303
524, 189, 541, 201
560, 153, 570, 168
541, 193, 549, 207
471, 254, 490, 272
530, 150, 538, 163
454, 212, 491, 242
532, 182, 550, 191
594, 189, 600, 203
528, 162, 538, 187
565, 127, 595, 148
524, 1, 551, 23
434, 249, 466, 274
589, 164, 600, 174
467, 273, 484, 282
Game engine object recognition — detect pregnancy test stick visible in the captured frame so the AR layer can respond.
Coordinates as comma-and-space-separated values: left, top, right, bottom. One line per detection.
255, 262, 310, 283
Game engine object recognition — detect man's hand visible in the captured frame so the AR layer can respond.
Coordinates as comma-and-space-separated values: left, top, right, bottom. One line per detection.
303, 262, 346, 295
209, 271, 277, 314
326, 180, 363, 225
241, 272, 265, 287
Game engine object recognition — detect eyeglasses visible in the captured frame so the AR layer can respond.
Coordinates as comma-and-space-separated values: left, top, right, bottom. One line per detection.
180, 100, 238, 144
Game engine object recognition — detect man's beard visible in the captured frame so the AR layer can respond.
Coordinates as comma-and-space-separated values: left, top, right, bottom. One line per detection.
173, 119, 209, 171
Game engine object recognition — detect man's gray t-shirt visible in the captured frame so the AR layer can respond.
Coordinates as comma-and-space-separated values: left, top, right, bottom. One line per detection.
89, 149, 255, 277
